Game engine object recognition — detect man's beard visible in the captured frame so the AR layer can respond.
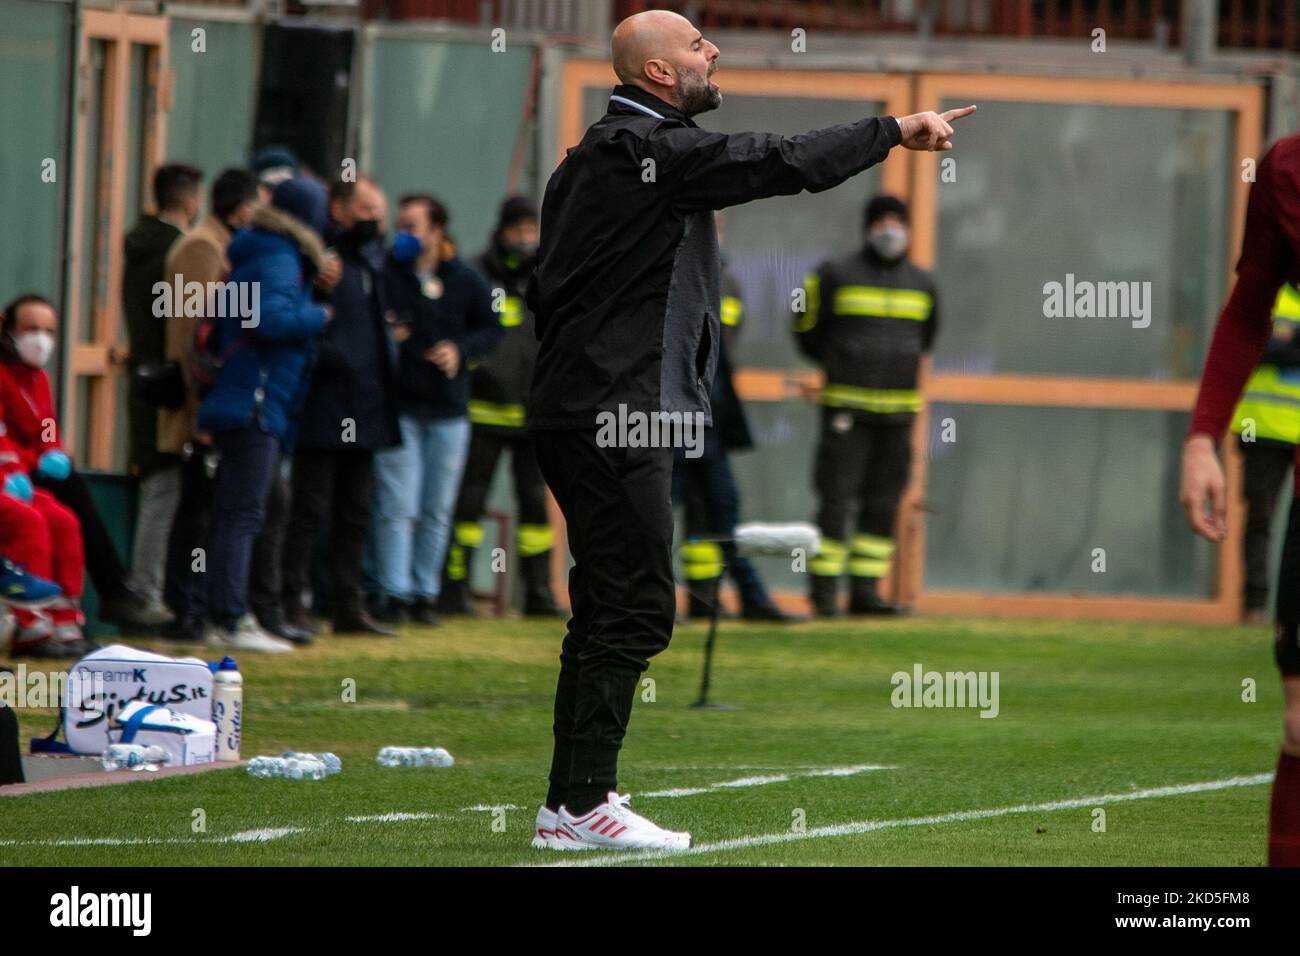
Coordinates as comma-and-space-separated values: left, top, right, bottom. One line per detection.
678, 65, 721, 116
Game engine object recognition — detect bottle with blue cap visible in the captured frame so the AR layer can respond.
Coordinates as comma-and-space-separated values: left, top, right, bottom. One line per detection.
212, 656, 243, 762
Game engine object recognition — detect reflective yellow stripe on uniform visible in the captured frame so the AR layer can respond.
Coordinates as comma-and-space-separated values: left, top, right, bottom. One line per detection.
1231, 286, 1300, 444
833, 285, 932, 321
849, 533, 894, 578
499, 295, 524, 327
1274, 283, 1300, 321
517, 523, 554, 558
721, 295, 743, 328
468, 400, 526, 428
810, 538, 848, 577
447, 522, 484, 582
681, 539, 724, 580
454, 522, 485, 549
793, 273, 820, 332
822, 384, 922, 414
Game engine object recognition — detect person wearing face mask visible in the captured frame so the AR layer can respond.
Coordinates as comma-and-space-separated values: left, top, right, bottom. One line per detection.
0, 295, 171, 635
373, 194, 500, 626
278, 175, 400, 638
437, 195, 560, 618
196, 176, 332, 653
793, 194, 940, 618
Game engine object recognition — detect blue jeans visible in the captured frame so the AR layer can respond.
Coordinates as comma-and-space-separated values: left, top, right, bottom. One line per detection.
372, 414, 470, 602
207, 427, 281, 629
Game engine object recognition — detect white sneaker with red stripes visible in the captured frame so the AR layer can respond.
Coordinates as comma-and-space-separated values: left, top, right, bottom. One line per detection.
532, 806, 560, 849
554, 791, 692, 851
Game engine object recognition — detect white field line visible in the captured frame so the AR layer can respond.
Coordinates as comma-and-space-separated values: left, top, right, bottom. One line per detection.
542, 773, 1275, 867
221, 827, 306, 843
346, 812, 444, 823
641, 764, 894, 798
0, 827, 308, 848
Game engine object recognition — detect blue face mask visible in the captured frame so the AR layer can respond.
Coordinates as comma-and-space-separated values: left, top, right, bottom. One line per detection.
392, 231, 422, 263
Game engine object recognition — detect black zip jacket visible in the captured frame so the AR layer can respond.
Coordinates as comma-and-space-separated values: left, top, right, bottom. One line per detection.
794, 246, 939, 423
383, 255, 501, 419
527, 83, 902, 431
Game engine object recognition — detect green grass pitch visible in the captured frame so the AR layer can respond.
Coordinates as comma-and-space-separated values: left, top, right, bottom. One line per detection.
0, 615, 1280, 866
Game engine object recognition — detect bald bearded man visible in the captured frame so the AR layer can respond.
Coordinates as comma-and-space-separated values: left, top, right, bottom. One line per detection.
527, 10, 975, 851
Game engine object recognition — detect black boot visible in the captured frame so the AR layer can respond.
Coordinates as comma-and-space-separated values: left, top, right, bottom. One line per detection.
437, 545, 478, 616
810, 576, 842, 618
849, 577, 903, 616
521, 552, 562, 617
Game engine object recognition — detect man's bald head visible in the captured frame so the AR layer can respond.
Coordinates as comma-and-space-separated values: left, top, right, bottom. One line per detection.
610, 10, 721, 116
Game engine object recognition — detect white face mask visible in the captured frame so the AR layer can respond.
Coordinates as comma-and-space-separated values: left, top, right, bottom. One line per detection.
14, 331, 55, 368
868, 226, 910, 262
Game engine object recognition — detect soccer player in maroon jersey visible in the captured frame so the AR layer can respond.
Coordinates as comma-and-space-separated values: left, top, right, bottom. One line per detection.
1180, 132, 1300, 866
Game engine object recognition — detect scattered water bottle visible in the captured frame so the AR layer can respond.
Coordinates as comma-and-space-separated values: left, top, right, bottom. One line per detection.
101, 744, 171, 772
246, 752, 340, 780
283, 751, 342, 776
376, 746, 454, 768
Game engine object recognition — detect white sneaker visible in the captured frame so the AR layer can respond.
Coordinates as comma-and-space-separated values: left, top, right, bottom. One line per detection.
555, 792, 692, 851
206, 614, 293, 654
532, 806, 560, 849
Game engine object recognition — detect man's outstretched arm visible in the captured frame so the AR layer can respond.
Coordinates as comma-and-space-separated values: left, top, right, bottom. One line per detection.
646, 107, 976, 211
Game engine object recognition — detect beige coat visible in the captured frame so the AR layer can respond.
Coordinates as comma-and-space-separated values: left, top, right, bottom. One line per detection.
157, 214, 232, 455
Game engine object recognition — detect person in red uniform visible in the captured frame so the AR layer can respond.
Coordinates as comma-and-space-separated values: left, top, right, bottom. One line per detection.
1181, 132, 1300, 866
0, 294, 169, 634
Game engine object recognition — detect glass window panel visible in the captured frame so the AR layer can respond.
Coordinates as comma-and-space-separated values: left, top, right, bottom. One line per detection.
933, 98, 1234, 380
922, 403, 1217, 597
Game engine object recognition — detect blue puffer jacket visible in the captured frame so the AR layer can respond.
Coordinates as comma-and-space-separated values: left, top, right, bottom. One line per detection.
198, 201, 329, 443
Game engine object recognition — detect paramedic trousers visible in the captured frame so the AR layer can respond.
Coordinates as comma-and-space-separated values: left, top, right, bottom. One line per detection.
534, 429, 675, 813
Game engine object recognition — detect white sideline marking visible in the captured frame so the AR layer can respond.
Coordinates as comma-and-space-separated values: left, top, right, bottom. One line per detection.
0, 837, 190, 847
641, 764, 894, 798
220, 827, 305, 843
462, 804, 522, 812
0, 827, 307, 848
543, 773, 1274, 867
347, 812, 443, 823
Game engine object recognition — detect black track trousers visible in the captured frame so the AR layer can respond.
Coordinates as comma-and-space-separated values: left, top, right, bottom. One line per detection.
534, 430, 675, 813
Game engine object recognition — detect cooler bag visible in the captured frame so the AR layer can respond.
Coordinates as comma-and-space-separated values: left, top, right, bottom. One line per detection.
32, 644, 214, 756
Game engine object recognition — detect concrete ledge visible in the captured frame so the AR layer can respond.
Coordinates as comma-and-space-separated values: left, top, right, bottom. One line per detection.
1, 758, 243, 797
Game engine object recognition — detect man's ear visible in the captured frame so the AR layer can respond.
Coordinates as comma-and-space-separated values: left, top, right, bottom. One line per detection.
644, 58, 674, 86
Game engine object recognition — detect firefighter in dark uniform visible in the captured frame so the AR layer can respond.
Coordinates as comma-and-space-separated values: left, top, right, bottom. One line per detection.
439, 196, 561, 617
794, 194, 938, 617
675, 239, 789, 622
1230, 282, 1300, 623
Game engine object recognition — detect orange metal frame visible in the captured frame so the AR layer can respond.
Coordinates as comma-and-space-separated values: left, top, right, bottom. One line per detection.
65, 9, 169, 471
554, 60, 1264, 623
904, 73, 1262, 623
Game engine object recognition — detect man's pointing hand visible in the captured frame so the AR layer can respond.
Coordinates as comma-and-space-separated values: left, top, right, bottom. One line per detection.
897, 105, 977, 152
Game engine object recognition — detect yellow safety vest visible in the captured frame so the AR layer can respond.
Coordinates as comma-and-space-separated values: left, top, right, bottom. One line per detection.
1231, 285, 1300, 445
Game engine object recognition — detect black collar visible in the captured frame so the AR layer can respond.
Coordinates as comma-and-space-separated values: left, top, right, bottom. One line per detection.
607, 84, 695, 127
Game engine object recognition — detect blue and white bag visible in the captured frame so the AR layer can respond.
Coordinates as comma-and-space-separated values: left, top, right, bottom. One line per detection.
32, 644, 214, 756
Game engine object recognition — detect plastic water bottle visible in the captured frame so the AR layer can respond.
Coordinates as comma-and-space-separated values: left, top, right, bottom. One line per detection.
212, 656, 243, 762
377, 746, 454, 768
102, 744, 170, 771
283, 751, 342, 776
245, 752, 339, 780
